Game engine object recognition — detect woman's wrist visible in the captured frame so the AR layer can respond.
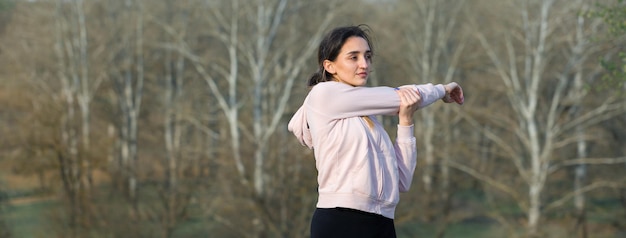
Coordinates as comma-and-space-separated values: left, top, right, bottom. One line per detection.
442, 83, 451, 100
398, 116, 413, 126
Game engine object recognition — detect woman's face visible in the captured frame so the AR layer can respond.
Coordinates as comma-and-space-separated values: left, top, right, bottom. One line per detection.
324, 36, 372, 87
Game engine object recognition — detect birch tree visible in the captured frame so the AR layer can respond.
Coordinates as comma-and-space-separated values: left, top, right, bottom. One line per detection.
238, 0, 337, 234
153, 1, 196, 236
53, 0, 105, 234
104, 0, 145, 211
161, 16, 186, 238
584, 0, 626, 234
376, 1, 467, 234
565, 1, 599, 236
158, 0, 340, 236
403, 0, 466, 195
1, 0, 109, 236
454, 0, 626, 236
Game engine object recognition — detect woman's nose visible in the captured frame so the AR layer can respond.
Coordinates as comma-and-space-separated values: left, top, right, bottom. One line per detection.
359, 57, 369, 69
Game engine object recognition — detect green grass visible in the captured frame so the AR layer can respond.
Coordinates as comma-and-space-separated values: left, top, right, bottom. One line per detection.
396, 219, 507, 238
4, 200, 58, 238
2, 188, 625, 238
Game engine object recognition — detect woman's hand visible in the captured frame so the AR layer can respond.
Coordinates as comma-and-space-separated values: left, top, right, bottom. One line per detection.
396, 88, 421, 126
443, 82, 464, 105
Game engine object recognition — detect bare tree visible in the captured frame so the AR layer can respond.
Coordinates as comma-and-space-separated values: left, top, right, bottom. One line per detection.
157, 0, 340, 236
371, 1, 468, 236
564, 2, 599, 236
455, 0, 626, 236
153, 1, 196, 236
4, 0, 626, 237
104, 0, 145, 212
161, 17, 186, 238
52, 0, 106, 234
238, 0, 337, 235
403, 0, 466, 196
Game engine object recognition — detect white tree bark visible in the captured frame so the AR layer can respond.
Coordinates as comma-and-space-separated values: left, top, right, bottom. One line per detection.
163, 30, 186, 238
466, 0, 626, 236
53, 0, 99, 233
403, 0, 466, 194
108, 0, 144, 208
170, 0, 337, 235
474, 1, 554, 235
571, 2, 589, 236
240, 0, 337, 235
244, 0, 336, 196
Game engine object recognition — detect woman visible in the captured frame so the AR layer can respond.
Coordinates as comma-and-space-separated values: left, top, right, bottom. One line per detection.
288, 25, 464, 238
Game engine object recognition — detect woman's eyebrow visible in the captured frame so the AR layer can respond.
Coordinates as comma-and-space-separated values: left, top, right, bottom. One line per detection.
346, 50, 371, 55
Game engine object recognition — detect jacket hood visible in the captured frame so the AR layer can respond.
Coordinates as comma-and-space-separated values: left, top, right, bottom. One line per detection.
287, 105, 313, 149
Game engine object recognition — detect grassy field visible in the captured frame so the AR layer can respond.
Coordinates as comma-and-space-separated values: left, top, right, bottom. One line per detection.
4, 199, 57, 238
1, 170, 625, 238
3, 199, 503, 238
4, 196, 626, 238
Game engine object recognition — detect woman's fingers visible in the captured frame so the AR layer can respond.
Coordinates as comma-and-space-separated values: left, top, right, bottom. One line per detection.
396, 88, 421, 110
444, 82, 465, 105
452, 85, 464, 105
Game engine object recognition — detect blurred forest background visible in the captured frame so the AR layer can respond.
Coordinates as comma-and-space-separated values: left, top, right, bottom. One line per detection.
0, 0, 625, 237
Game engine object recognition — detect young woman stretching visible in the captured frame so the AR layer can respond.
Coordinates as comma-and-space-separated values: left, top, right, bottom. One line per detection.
288, 25, 464, 238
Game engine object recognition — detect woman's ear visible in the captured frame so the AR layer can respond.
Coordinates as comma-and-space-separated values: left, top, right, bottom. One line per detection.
323, 60, 335, 74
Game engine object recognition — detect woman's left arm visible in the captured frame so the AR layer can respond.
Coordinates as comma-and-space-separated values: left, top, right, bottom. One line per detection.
398, 82, 464, 109
393, 83, 464, 191
394, 88, 420, 192
395, 125, 417, 192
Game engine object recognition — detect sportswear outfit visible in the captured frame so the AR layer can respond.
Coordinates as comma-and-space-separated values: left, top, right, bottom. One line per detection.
288, 81, 446, 237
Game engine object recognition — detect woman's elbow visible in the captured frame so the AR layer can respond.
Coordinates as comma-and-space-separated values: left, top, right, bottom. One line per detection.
399, 181, 412, 192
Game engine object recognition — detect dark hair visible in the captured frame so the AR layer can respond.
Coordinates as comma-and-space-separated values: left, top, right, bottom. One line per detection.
308, 25, 374, 87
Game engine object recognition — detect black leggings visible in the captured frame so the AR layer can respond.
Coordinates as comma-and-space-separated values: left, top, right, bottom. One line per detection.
310, 207, 397, 238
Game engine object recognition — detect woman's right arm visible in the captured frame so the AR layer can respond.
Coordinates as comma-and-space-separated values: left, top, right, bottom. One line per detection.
397, 83, 446, 109
309, 82, 457, 119
398, 82, 464, 108
308, 82, 404, 119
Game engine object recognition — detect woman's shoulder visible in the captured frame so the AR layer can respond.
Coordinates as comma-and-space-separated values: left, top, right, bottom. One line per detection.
312, 81, 342, 89
309, 82, 334, 97
310, 81, 348, 95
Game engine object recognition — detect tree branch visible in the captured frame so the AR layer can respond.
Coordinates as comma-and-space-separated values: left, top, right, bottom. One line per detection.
446, 160, 527, 211
548, 157, 626, 174
544, 180, 626, 212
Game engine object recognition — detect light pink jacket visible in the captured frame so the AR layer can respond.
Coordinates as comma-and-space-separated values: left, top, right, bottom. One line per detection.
288, 81, 446, 219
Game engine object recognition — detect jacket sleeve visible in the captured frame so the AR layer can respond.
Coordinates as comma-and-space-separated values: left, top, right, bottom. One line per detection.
398, 83, 446, 109
287, 105, 313, 149
309, 82, 446, 119
309, 82, 400, 119
394, 124, 417, 192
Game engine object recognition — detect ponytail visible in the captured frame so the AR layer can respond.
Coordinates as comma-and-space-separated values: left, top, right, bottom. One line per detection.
308, 68, 331, 87
307, 70, 322, 87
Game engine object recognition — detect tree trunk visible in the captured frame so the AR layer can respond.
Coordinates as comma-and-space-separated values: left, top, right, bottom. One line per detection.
55, 0, 88, 234
571, 3, 588, 236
